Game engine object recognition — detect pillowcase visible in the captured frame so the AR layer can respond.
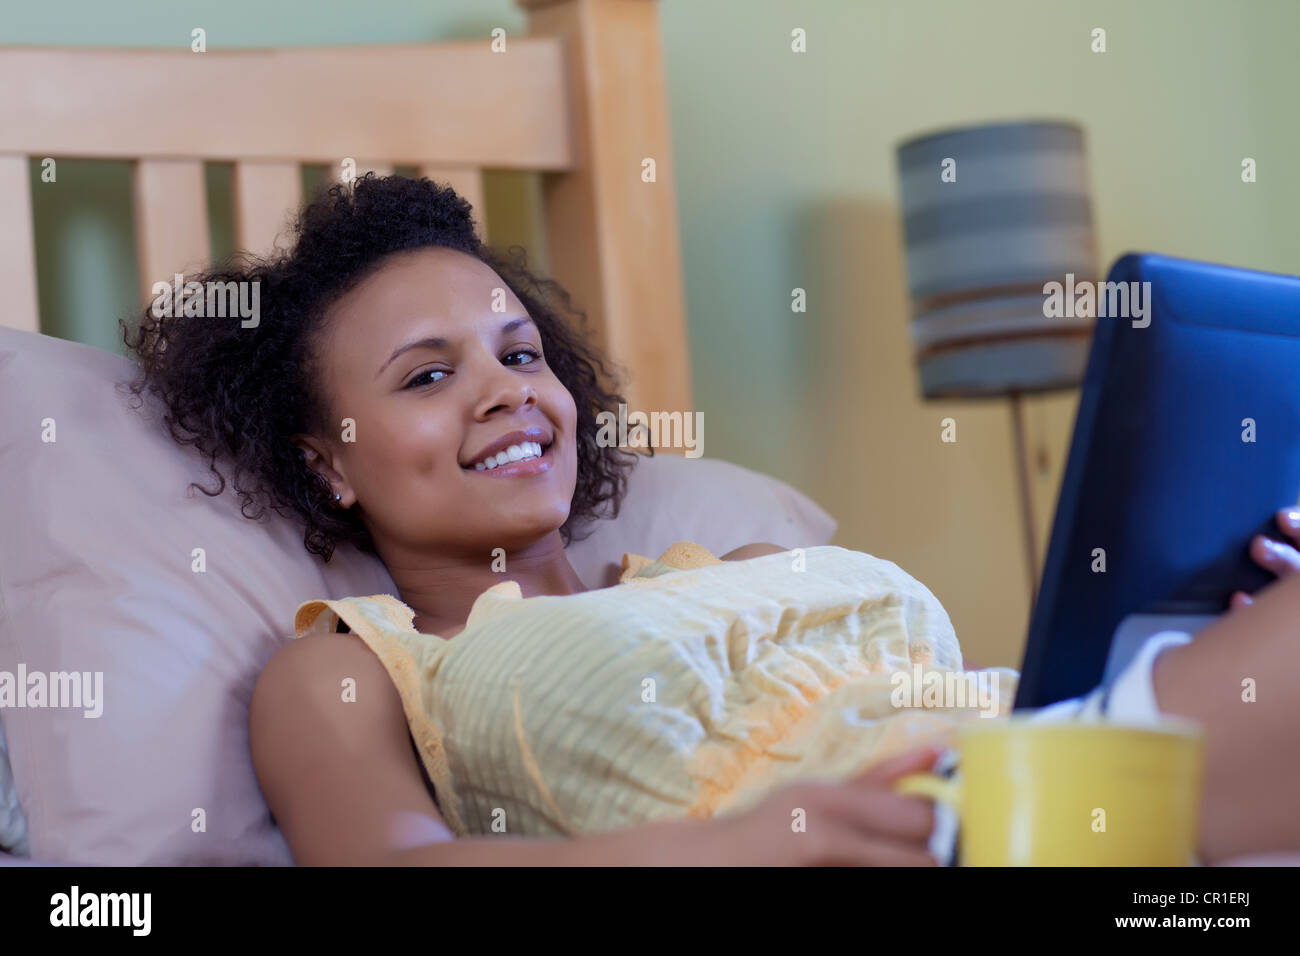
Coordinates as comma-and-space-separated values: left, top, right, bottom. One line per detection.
0, 326, 836, 864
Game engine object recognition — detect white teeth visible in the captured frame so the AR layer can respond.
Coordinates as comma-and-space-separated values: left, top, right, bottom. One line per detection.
472, 441, 544, 471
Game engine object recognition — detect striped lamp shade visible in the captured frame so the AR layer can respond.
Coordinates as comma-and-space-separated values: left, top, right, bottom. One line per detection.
896, 120, 1100, 398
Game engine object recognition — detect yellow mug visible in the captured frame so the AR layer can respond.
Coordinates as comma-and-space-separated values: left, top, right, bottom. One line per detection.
896, 716, 1206, 866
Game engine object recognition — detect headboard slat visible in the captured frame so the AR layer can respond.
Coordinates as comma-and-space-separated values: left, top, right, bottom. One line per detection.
233, 161, 302, 257
418, 166, 486, 239
0, 155, 39, 333
133, 159, 211, 309
525, 0, 693, 421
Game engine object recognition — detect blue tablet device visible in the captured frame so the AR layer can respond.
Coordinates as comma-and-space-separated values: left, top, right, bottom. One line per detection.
1015, 253, 1300, 709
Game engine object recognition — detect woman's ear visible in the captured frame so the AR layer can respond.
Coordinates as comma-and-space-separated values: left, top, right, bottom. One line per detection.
291, 434, 350, 500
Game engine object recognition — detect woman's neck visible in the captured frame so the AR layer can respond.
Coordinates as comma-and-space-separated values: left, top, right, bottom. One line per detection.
377, 530, 588, 638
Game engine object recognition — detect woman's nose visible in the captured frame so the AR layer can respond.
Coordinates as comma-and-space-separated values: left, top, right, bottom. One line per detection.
475, 356, 537, 415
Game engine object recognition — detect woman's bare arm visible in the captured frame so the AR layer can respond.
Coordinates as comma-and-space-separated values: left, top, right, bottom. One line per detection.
1152, 571, 1300, 862
251, 634, 455, 865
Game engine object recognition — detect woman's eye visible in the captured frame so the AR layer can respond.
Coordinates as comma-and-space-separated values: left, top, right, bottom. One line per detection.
404, 368, 449, 389
404, 350, 539, 389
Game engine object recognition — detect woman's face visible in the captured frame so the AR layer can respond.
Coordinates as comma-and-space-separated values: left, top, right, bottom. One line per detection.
295, 245, 579, 557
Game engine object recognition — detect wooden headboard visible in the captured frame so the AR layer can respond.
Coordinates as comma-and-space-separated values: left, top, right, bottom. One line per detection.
0, 0, 692, 419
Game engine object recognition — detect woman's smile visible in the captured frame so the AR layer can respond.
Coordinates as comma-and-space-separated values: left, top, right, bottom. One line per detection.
464, 439, 556, 479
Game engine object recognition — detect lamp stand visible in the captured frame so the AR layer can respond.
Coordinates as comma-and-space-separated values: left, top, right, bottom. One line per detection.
1008, 391, 1039, 605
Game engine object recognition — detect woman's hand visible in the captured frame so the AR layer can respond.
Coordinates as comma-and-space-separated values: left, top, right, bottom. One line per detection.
699, 745, 943, 866
1231, 508, 1300, 609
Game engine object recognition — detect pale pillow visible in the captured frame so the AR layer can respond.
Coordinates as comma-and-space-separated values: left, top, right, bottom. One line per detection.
0, 326, 835, 864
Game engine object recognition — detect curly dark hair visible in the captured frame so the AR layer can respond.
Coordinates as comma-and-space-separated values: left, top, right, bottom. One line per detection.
121, 173, 649, 562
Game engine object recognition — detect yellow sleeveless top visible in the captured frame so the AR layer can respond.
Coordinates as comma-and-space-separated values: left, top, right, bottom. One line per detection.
292, 542, 1017, 839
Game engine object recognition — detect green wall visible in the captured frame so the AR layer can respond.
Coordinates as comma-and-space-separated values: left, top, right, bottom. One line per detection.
7, 1, 1297, 665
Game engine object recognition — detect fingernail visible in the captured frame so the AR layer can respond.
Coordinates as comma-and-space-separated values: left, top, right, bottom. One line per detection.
1282, 510, 1300, 530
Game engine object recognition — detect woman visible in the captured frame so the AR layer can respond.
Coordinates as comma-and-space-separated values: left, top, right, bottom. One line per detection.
125, 175, 1300, 866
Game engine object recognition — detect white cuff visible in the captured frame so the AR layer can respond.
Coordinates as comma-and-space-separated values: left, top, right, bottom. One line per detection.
1028, 630, 1194, 725
1103, 630, 1193, 724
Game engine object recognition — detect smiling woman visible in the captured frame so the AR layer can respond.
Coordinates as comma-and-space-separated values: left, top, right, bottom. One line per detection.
122, 175, 644, 599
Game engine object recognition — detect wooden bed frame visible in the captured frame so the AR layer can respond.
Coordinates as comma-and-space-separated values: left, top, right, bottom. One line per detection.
0, 0, 692, 422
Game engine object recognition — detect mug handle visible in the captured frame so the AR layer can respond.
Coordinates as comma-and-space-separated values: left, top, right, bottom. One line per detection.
895, 772, 961, 808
